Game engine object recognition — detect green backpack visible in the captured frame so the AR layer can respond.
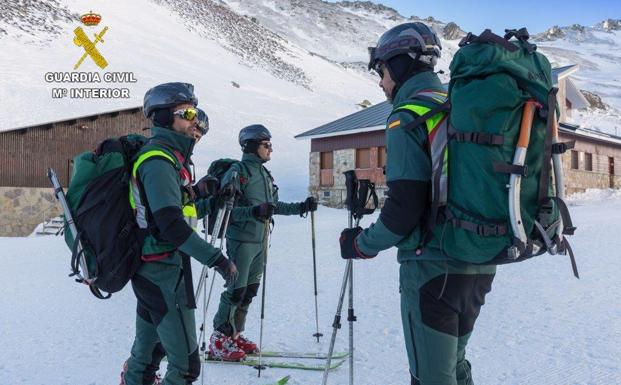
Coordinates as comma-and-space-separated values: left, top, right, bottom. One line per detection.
62, 134, 149, 298
203, 158, 250, 235
409, 29, 578, 276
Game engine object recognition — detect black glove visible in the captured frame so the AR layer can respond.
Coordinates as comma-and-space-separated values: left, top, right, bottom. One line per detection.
299, 196, 318, 217
193, 175, 219, 199
213, 254, 238, 287
219, 181, 237, 200
339, 227, 375, 260
252, 203, 276, 221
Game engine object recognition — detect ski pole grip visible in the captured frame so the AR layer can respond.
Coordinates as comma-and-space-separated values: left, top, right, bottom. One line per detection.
517, 100, 537, 148
344, 170, 358, 213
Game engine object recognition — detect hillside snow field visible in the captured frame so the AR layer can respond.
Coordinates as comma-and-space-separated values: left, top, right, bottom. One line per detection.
1, 189, 620, 385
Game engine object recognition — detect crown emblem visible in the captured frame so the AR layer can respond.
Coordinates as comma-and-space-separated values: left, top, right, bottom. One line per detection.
80, 11, 102, 26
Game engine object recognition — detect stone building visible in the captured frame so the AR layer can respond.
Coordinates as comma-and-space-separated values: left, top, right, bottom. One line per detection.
0, 107, 148, 236
295, 66, 619, 207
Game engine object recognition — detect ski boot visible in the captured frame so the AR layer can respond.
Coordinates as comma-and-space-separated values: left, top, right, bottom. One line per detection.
233, 333, 258, 354
208, 330, 246, 361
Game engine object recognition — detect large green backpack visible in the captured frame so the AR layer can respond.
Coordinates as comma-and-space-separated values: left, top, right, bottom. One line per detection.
409, 29, 578, 276
63, 134, 149, 298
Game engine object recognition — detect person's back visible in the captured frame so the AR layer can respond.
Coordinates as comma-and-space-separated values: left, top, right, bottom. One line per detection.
339, 23, 495, 385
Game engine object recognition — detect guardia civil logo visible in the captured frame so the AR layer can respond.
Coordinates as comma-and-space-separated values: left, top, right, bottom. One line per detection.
73, 11, 109, 70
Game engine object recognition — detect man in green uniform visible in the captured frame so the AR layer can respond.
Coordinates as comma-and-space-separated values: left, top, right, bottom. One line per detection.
121, 83, 237, 385
339, 23, 495, 385
208, 124, 317, 361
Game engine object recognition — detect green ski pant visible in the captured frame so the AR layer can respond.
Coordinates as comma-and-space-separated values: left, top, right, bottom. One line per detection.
213, 240, 265, 336
400, 259, 495, 385
124, 262, 200, 385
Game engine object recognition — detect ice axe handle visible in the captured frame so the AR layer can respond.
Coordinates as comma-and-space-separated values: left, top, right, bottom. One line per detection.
517, 100, 537, 148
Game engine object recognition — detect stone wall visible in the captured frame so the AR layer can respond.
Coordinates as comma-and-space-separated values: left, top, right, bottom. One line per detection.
560, 138, 621, 195
562, 152, 621, 194
309, 149, 388, 208
0, 187, 61, 236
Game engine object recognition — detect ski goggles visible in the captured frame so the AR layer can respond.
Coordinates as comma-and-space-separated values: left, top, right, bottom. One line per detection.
173, 107, 198, 121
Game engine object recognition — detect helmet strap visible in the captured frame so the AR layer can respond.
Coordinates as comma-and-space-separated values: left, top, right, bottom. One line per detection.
242, 140, 260, 154
152, 108, 174, 128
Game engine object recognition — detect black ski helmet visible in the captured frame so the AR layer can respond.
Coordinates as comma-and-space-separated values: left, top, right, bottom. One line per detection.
196, 108, 209, 135
368, 22, 441, 83
238, 124, 272, 153
143, 82, 198, 127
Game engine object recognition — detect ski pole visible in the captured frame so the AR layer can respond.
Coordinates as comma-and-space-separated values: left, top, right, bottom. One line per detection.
200, 205, 233, 332
47, 168, 91, 283
311, 210, 323, 343
323, 170, 363, 385
195, 171, 238, 301
255, 219, 271, 377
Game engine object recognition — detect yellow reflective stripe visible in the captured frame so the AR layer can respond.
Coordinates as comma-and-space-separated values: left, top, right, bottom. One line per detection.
129, 150, 177, 209
183, 204, 197, 218
132, 150, 176, 178
183, 203, 198, 230
129, 182, 136, 209
396, 104, 445, 133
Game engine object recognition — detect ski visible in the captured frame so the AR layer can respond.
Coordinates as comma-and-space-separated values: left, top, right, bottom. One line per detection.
202, 357, 345, 371
247, 350, 348, 360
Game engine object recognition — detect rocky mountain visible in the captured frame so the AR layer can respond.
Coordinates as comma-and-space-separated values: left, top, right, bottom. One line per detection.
531, 19, 621, 132
221, 0, 465, 67
0, 0, 77, 40
0, 0, 618, 134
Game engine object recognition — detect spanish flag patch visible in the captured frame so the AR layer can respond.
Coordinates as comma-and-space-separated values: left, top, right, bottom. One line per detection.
388, 119, 401, 129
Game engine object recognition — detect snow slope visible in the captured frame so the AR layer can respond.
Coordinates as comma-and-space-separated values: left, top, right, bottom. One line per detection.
537, 27, 621, 136
1, 190, 620, 385
0, 0, 382, 198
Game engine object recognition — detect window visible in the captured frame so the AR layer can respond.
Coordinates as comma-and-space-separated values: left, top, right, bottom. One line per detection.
585, 152, 593, 171
323, 191, 331, 198
571, 150, 579, 170
356, 148, 371, 169
320, 151, 333, 170
320, 151, 334, 186
378, 146, 387, 168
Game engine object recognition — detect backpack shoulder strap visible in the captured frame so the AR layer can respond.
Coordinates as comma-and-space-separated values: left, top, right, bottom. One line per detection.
395, 90, 450, 134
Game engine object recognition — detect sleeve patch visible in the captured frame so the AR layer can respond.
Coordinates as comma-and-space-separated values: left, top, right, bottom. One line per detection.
388, 119, 401, 129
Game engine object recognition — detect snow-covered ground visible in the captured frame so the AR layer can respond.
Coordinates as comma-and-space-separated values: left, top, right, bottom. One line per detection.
1, 189, 620, 385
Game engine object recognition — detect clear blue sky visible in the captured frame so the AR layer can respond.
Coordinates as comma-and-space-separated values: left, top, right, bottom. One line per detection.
329, 0, 618, 34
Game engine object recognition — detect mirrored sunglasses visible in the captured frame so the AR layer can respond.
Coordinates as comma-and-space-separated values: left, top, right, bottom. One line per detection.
173, 107, 198, 121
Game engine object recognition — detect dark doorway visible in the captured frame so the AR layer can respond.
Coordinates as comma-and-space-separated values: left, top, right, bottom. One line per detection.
610, 157, 615, 189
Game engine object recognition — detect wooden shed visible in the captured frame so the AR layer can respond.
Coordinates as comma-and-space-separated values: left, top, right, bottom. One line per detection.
0, 107, 148, 236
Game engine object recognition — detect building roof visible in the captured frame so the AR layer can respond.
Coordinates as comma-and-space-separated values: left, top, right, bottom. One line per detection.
552, 64, 578, 84
559, 122, 621, 146
294, 101, 392, 139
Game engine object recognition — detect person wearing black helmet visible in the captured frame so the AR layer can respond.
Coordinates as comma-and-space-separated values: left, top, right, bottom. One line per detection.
339, 23, 495, 385
120, 82, 237, 385
207, 124, 318, 361
193, 108, 209, 142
